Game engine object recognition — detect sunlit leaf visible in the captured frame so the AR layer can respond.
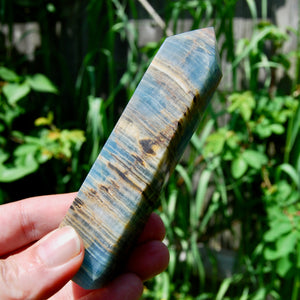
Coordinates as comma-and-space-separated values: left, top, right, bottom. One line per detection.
254, 119, 273, 138
264, 221, 293, 242
35, 117, 51, 126
231, 156, 248, 178
266, 218, 297, 265
242, 149, 268, 169
251, 288, 267, 300
270, 123, 285, 135
232, 26, 285, 68
28, 74, 58, 94
14, 144, 40, 157
175, 164, 192, 194
34, 112, 54, 127
264, 246, 280, 260
228, 91, 255, 121
246, 0, 257, 20
0, 154, 38, 182
191, 119, 215, 153
226, 131, 240, 149
276, 163, 299, 186
216, 277, 233, 300
276, 231, 298, 256
3, 82, 30, 105
203, 128, 227, 157
194, 169, 212, 221
0, 67, 19, 82
276, 255, 293, 277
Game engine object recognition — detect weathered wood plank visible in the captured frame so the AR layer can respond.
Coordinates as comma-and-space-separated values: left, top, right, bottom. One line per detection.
60, 27, 222, 289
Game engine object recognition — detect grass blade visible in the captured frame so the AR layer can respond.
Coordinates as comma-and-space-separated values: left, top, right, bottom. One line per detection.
194, 169, 212, 222
246, 0, 257, 21
175, 164, 192, 195
232, 26, 275, 68
276, 163, 299, 189
215, 277, 233, 300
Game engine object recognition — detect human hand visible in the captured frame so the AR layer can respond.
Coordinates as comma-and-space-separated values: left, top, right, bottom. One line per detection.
0, 193, 169, 299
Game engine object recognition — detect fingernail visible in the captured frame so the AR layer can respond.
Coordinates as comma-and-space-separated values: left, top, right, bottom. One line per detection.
37, 226, 82, 268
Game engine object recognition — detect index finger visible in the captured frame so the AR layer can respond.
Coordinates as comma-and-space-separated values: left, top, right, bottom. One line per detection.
0, 193, 166, 257
0, 193, 75, 256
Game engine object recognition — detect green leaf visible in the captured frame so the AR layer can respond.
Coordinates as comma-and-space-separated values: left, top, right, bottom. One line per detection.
216, 277, 233, 300
232, 26, 282, 68
264, 221, 293, 242
14, 144, 40, 157
0, 149, 9, 164
191, 119, 215, 153
242, 149, 268, 169
276, 163, 299, 186
272, 180, 294, 204
231, 156, 248, 178
264, 218, 298, 263
166, 189, 178, 219
254, 118, 273, 138
264, 246, 281, 260
223, 150, 235, 161
0, 67, 19, 82
28, 74, 58, 94
34, 112, 54, 127
246, 0, 257, 20
3, 82, 31, 105
276, 231, 298, 257
194, 169, 212, 222
276, 255, 293, 277
270, 123, 285, 135
252, 288, 267, 300
0, 154, 39, 182
228, 91, 255, 122
175, 164, 192, 194
203, 128, 227, 157
226, 131, 240, 149
0, 105, 23, 126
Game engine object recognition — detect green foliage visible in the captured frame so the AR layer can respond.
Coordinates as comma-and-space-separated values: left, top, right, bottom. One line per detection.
0, 67, 85, 189
1, 0, 300, 299
145, 1, 299, 299
0, 67, 58, 105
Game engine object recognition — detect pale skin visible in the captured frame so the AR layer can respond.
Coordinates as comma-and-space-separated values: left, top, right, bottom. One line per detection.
0, 193, 169, 300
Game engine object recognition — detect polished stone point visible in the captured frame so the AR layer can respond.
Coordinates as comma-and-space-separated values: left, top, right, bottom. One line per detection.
60, 27, 222, 289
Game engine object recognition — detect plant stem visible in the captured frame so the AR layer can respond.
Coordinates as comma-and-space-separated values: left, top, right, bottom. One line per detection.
137, 0, 173, 36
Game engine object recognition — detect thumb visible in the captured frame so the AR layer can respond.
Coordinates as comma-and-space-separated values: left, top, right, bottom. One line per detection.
0, 226, 84, 300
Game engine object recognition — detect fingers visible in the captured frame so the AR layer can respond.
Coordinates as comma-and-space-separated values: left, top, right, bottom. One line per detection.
71, 241, 169, 300
0, 194, 168, 299
138, 212, 166, 243
0, 226, 84, 300
0, 194, 165, 257
132, 212, 169, 281
75, 274, 143, 300
126, 240, 169, 281
0, 193, 76, 256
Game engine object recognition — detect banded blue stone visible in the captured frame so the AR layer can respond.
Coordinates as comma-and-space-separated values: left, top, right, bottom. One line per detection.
60, 27, 222, 289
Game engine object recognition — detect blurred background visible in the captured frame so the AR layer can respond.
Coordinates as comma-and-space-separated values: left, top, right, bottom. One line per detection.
0, 0, 299, 299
